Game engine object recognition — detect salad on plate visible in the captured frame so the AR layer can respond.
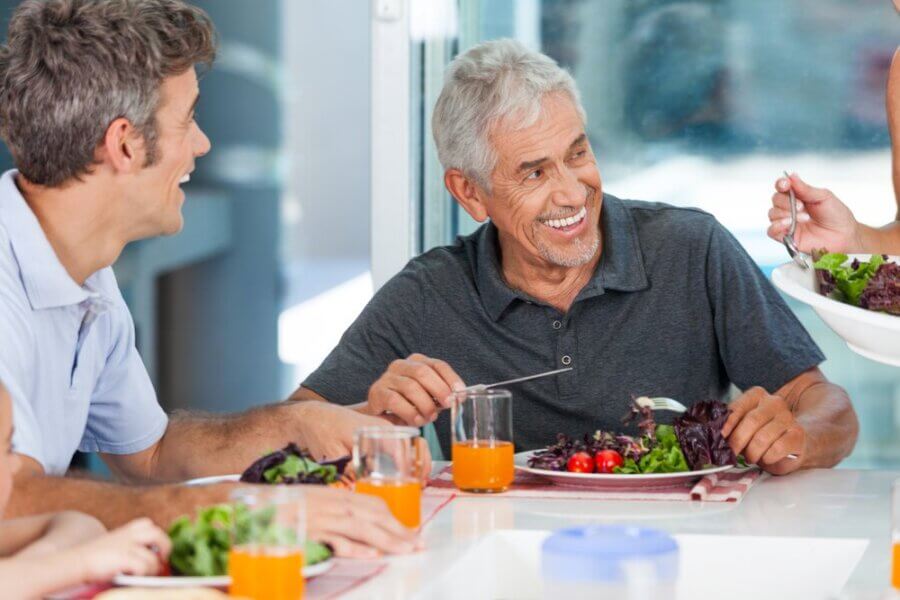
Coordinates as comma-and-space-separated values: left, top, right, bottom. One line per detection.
527, 399, 737, 475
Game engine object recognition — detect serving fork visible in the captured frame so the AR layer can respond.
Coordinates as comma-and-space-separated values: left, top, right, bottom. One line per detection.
634, 396, 798, 460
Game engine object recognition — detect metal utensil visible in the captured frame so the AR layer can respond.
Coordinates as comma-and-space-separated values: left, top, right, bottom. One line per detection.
635, 396, 688, 413
634, 396, 798, 460
782, 170, 809, 270
463, 367, 573, 393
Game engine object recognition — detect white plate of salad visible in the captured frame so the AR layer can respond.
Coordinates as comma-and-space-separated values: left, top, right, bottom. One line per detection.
114, 499, 335, 587
772, 253, 900, 367
516, 400, 736, 489
113, 559, 334, 588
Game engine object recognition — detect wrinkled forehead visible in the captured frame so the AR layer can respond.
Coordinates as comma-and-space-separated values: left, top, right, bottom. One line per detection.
489, 93, 586, 162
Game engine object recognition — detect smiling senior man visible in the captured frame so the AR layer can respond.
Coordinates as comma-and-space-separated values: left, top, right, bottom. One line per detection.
0, 0, 417, 557
295, 39, 858, 475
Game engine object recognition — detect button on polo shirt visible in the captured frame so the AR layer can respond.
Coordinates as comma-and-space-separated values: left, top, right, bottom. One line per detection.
303, 194, 824, 455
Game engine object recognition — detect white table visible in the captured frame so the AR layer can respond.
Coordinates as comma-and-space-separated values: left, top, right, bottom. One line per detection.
345, 467, 899, 599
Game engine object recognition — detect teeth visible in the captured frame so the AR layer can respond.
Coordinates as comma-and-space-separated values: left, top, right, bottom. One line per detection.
545, 206, 586, 229
179, 174, 190, 184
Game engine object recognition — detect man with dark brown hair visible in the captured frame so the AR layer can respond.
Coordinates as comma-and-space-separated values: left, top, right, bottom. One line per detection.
0, 0, 415, 558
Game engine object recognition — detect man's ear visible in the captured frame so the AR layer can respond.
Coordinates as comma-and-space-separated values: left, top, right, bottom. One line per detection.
444, 169, 489, 222
97, 117, 144, 174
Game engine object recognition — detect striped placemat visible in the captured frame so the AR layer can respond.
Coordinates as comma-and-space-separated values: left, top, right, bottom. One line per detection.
425, 466, 766, 503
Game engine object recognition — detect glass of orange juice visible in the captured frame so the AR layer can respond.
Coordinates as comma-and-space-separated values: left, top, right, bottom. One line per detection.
229, 487, 305, 600
892, 479, 900, 589
451, 388, 514, 493
353, 426, 424, 528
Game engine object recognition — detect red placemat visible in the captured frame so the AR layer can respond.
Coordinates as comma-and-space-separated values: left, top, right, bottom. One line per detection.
425, 466, 766, 503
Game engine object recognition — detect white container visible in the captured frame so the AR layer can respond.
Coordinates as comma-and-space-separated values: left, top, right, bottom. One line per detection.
771, 255, 900, 367
541, 526, 678, 600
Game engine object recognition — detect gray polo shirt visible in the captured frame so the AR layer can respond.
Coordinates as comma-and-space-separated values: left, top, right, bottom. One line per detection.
303, 194, 825, 455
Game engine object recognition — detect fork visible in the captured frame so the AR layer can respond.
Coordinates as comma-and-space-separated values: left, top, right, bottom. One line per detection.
634, 396, 798, 460
634, 396, 687, 412
781, 170, 810, 270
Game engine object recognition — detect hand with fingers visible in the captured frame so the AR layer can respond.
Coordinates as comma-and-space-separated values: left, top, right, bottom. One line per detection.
767, 173, 863, 254
70, 517, 172, 582
366, 353, 466, 427
306, 487, 422, 559
721, 387, 807, 476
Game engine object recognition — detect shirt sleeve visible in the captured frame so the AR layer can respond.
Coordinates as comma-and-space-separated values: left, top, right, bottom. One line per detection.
705, 221, 825, 393
78, 302, 168, 455
0, 255, 44, 467
301, 267, 423, 406
0, 329, 44, 468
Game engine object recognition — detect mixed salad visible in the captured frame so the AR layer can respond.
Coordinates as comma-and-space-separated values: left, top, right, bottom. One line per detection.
164, 444, 351, 577
240, 443, 352, 487
527, 400, 736, 475
168, 504, 332, 577
813, 252, 899, 316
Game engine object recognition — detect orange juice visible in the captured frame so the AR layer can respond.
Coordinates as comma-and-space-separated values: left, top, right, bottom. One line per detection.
229, 546, 304, 600
355, 477, 422, 528
452, 440, 515, 492
893, 543, 900, 588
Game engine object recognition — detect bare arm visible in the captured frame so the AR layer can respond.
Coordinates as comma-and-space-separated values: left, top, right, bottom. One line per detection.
888, 47, 900, 217
1, 511, 105, 559
101, 399, 395, 485
856, 222, 900, 255
7, 455, 232, 529
0, 553, 97, 599
0, 514, 65, 557
7, 455, 420, 559
0, 518, 170, 598
775, 368, 858, 468
722, 368, 858, 475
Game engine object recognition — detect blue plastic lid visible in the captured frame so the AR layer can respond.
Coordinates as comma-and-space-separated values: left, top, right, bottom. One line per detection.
541, 525, 679, 583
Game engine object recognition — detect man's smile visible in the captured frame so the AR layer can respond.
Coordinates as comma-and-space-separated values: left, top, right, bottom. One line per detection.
540, 205, 587, 233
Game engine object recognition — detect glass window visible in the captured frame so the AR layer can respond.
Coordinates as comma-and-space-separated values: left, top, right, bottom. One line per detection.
412, 0, 900, 467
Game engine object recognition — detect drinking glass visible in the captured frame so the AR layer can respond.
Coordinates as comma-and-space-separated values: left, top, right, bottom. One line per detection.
892, 479, 900, 588
353, 426, 424, 528
451, 388, 514, 493
228, 486, 306, 600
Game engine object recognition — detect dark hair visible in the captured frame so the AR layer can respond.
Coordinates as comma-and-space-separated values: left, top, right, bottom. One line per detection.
0, 0, 217, 186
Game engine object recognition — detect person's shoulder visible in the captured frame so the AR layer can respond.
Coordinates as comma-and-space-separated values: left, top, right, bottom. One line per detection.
612, 195, 720, 246
0, 222, 32, 320
0, 223, 36, 366
387, 227, 481, 291
616, 196, 717, 229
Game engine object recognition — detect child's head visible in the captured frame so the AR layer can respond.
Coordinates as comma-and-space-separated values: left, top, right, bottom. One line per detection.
0, 382, 20, 516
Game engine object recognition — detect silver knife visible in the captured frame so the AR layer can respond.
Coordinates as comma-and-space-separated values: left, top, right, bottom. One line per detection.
463, 367, 573, 393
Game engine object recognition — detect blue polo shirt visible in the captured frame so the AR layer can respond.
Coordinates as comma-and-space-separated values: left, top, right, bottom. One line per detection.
303, 194, 826, 455
0, 170, 168, 475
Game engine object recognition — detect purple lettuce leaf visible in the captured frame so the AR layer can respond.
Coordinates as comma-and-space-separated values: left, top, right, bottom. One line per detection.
859, 261, 900, 315
673, 400, 736, 470
239, 443, 351, 485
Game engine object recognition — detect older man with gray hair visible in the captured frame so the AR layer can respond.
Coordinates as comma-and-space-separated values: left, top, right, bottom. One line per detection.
296, 40, 858, 475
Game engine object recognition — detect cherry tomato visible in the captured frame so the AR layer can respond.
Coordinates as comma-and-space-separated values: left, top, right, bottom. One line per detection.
594, 449, 624, 473
566, 451, 594, 473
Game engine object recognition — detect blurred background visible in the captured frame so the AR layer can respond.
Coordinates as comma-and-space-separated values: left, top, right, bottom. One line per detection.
0, 0, 896, 470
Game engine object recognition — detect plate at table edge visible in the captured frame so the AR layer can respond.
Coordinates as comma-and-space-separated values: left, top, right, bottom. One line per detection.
514, 450, 732, 489
112, 558, 334, 588
183, 474, 241, 486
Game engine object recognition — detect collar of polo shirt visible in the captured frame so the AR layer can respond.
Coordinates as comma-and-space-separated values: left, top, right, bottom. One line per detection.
0, 170, 102, 311
475, 194, 650, 321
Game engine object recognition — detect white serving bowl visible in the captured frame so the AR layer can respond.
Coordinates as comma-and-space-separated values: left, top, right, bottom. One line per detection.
771, 255, 900, 367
